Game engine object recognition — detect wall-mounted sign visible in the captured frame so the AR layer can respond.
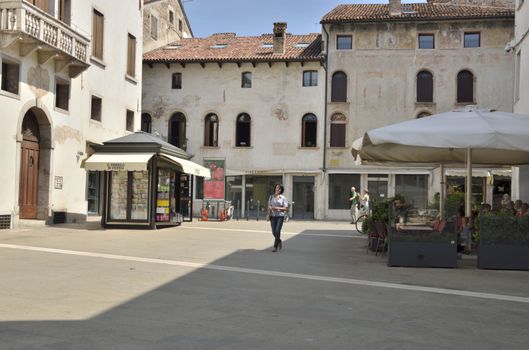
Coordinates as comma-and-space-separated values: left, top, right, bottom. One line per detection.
106, 163, 126, 171
54, 176, 63, 190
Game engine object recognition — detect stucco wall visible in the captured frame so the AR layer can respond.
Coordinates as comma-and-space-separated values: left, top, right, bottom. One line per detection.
324, 19, 515, 171
143, 0, 192, 53
0, 0, 143, 224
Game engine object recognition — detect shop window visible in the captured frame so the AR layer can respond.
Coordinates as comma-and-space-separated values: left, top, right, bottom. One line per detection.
303, 70, 318, 87
1, 60, 20, 95
91, 95, 102, 121
225, 176, 241, 205
329, 174, 360, 209
330, 113, 346, 147
141, 113, 152, 133
92, 9, 104, 60
337, 35, 352, 50
109, 171, 149, 221
245, 175, 282, 218
126, 110, 134, 131
127, 34, 136, 77
204, 113, 219, 147
172, 72, 182, 89
241, 72, 252, 88
236, 113, 251, 147
331, 71, 347, 102
395, 175, 429, 209
302, 113, 317, 148
55, 78, 70, 111
418, 34, 434, 49
195, 176, 204, 199
457, 70, 474, 103
416, 70, 433, 103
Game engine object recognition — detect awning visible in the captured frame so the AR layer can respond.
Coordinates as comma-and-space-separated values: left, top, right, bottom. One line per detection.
84, 153, 155, 171
445, 168, 512, 177
162, 154, 211, 177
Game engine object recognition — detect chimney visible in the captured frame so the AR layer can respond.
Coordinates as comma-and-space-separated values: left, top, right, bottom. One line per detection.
389, 0, 401, 16
273, 22, 287, 54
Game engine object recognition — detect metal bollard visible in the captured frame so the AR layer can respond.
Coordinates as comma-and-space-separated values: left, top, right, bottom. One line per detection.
257, 200, 260, 221
237, 200, 240, 221
246, 200, 250, 221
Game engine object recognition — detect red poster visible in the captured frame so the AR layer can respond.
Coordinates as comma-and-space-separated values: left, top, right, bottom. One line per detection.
204, 159, 225, 199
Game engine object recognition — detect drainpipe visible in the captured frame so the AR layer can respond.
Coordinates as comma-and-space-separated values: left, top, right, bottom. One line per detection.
322, 23, 330, 173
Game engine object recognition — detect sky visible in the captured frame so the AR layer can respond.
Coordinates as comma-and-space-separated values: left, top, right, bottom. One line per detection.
183, 0, 425, 38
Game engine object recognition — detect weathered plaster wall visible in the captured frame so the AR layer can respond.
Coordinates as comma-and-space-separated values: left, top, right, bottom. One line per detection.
0, 0, 143, 224
143, 0, 192, 53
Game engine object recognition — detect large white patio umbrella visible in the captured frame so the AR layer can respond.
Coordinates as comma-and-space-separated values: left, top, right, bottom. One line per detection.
352, 108, 529, 218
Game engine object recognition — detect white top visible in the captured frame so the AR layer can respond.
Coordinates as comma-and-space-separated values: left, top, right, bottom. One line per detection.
269, 194, 289, 217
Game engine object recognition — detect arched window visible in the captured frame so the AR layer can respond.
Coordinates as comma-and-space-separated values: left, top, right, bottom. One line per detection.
457, 70, 474, 103
331, 71, 347, 102
417, 111, 431, 119
169, 112, 186, 149
330, 113, 346, 147
236, 113, 251, 147
302, 113, 317, 147
204, 113, 219, 147
141, 113, 152, 133
416, 70, 433, 103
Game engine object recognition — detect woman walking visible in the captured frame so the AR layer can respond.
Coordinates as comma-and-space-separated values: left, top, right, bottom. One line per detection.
268, 184, 289, 252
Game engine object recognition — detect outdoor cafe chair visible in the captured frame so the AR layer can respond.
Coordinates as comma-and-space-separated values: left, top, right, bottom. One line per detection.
375, 221, 388, 256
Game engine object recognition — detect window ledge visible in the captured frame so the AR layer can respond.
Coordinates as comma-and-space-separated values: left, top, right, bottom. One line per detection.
89, 119, 103, 125
234, 146, 253, 149
125, 74, 138, 85
298, 146, 320, 150
54, 106, 70, 115
0, 90, 20, 100
415, 102, 436, 107
455, 101, 476, 106
329, 100, 349, 104
90, 56, 106, 69
328, 146, 348, 149
201, 146, 220, 149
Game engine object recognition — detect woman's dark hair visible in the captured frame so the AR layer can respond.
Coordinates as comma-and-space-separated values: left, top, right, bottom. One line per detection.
274, 183, 284, 194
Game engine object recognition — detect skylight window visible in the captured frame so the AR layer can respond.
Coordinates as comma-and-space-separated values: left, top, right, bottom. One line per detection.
401, 4, 416, 14
166, 44, 181, 49
294, 43, 310, 48
262, 43, 273, 48
210, 44, 228, 49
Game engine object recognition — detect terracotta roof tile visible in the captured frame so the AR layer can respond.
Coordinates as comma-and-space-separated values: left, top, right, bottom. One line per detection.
143, 33, 323, 63
321, 3, 514, 23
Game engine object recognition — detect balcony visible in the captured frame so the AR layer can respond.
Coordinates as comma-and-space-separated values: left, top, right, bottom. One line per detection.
0, 0, 89, 77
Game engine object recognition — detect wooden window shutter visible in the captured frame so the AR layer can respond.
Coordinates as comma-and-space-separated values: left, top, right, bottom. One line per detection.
457, 70, 474, 103
417, 71, 433, 102
92, 10, 104, 59
127, 34, 136, 77
331, 72, 347, 102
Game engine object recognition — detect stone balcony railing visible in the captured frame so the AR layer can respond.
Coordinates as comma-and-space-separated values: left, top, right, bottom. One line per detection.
0, 0, 90, 68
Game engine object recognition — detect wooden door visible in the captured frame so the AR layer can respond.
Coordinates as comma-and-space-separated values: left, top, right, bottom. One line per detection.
19, 140, 40, 219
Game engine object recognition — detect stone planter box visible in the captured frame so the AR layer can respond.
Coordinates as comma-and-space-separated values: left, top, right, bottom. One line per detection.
478, 245, 529, 270
388, 241, 457, 268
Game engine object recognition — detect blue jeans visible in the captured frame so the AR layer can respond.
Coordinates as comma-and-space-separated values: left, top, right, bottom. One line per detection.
270, 216, 284, 248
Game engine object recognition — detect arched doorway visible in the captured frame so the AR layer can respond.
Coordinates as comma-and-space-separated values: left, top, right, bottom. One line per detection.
18, 108, 51, 220
169, 112, 186, 149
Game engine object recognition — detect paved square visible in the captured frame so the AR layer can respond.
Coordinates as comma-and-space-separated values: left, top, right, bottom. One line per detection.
1, 220, 529, 349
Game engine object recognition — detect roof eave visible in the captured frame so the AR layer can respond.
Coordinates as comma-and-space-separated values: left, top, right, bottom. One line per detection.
320, 14, 514, 24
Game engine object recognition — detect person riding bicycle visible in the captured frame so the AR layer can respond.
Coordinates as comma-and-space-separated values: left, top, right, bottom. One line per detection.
349, 186, 360, 224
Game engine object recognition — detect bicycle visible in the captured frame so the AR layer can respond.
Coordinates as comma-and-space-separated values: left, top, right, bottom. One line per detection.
353, 205, 370, 234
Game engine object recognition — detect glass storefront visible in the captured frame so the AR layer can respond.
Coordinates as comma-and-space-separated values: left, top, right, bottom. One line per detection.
245, 176, 282, 218
226, 176, 242, 209
87, 171, 100, 215
156, 168, 182, 224
395, 175, 429, 208
109, 171, 149, 221
328, 174, 360, 209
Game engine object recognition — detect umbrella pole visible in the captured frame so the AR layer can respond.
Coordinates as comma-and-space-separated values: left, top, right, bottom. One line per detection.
465, 148, 472, 218
440, 164, 445, 219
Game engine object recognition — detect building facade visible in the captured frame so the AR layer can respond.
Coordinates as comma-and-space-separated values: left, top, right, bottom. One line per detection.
0, 0, 143, 228
321, 0, 515, 218
143, 0, 192, 53
143, 24, 326, 219
513, 0, 529, 201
